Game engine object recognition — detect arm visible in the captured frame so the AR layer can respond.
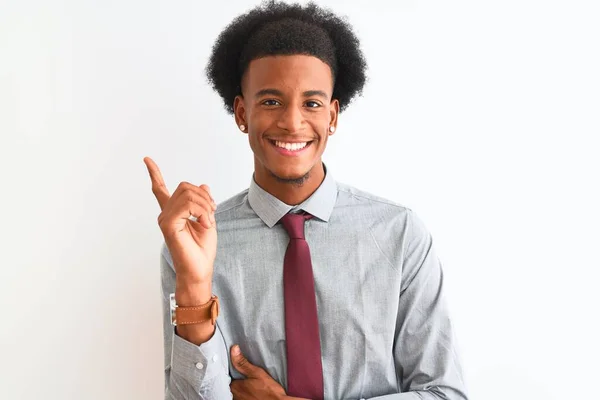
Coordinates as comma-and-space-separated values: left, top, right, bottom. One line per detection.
160, 247, 233, 400
366, 210, 468, 400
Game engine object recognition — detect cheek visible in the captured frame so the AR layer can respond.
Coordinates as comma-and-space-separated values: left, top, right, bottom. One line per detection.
249, 108, 270, 125
248, 114, 273, 137
248, 134, 261, 154
308, 115, 329, 136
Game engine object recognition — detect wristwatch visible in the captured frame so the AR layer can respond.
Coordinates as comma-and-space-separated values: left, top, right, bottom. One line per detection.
169, 293, 220, 326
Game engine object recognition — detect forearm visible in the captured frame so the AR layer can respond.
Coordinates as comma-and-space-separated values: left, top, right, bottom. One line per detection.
365, 388, 465, 399
365, 393, 428, 400
161, 249, 232, 399
386, 210, 468, 400
174, 279, 215, 345
165, 305, 232, 400
166, 350, 232, 400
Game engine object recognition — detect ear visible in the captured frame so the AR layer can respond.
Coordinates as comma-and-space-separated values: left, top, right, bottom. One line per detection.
328, 98, 340, 136
234, 95, 247, 133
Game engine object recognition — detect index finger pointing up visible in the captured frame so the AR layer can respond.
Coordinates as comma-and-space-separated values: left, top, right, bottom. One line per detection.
143, 156, 170, 210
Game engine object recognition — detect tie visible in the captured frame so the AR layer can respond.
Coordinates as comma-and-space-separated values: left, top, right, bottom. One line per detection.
280, 212, 324, 400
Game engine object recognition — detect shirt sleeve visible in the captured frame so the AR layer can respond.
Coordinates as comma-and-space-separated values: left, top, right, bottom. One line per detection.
160, 249, 232, 400
366, 209, 469, 400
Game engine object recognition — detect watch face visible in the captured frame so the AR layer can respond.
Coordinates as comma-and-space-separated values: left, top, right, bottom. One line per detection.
169, 293, 177, 326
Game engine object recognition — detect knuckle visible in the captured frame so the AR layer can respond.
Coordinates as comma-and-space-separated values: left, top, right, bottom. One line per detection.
187, 193, 210, 208
151, 185, 162, 194
200, 186, 213, 199
175, 181, 190, 191
182, 188, 197, 198
185, 194, 201, 206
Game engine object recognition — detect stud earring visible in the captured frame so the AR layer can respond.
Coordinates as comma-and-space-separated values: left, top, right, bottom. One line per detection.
239, 124, 246, 131
329, 126, 335, 133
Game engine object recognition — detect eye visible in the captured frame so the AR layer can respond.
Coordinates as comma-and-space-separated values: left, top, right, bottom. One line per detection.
262, 99, 281, 106
305, 101, 321, 108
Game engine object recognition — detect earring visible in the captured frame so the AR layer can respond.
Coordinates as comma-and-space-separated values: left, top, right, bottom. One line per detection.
329, 126, 335, 133
239, 124, 246, 131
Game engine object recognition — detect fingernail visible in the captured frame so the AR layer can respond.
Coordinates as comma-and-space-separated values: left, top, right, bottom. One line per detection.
232, 345, 240, 355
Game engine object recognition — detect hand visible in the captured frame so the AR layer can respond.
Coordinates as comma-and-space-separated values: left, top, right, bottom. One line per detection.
143, 157, 217, 285
230, 345, 288, 400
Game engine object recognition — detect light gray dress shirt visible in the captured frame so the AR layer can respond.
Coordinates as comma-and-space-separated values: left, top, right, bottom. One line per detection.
161, 165, 468, 400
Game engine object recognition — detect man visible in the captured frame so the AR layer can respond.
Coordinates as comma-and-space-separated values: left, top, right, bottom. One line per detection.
144, 1, 468, 399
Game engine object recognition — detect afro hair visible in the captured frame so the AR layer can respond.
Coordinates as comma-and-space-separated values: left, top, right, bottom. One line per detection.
205, 0, 367, 114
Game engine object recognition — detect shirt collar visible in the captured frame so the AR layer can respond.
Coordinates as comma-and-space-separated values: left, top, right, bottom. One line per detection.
247, 163, 338, 228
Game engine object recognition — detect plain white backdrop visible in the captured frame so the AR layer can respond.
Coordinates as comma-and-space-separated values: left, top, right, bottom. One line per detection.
1, 0, 599, 399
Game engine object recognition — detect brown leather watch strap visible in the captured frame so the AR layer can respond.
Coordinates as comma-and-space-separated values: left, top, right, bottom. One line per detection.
175, 295, 219, 325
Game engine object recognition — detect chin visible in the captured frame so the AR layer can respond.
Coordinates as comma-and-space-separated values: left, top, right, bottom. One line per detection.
269, 165, 311, 183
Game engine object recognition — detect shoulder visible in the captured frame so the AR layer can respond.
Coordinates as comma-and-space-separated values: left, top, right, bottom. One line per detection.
335, 180, 412, 215
215, 188, 249, 215
333, 180, 430, 241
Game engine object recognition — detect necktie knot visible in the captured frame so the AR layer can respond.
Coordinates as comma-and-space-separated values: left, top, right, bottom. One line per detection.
281, 212, 312, 239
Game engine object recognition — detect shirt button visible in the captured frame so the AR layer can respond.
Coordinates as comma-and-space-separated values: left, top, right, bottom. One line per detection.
212, 355, 218, 362
195, 362, 204, 370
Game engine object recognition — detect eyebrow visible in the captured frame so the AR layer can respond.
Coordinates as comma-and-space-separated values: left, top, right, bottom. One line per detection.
254, 88, 329, 99
303, 90, 329, 99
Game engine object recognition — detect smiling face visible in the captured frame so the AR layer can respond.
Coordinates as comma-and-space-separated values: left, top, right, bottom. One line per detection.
234, 55, 339, 189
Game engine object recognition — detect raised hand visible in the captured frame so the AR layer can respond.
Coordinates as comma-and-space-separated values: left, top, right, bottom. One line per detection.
144, 156, 217, 286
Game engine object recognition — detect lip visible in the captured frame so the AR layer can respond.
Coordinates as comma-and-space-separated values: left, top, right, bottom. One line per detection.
268, 138, 315, 143
268, 139, 313, 156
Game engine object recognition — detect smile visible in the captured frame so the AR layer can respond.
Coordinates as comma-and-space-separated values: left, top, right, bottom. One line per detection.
268, 139, 314, 155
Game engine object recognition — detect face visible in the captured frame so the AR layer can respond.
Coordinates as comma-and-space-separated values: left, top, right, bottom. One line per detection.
234, 55, 339, 183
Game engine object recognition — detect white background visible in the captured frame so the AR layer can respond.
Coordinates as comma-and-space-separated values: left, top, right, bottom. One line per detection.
1, 0, 599, 399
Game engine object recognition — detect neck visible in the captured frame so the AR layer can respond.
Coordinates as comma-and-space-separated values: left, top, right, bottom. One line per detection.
253, 161, 325, 205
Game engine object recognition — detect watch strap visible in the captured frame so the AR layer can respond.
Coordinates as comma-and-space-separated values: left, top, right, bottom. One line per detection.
173, 295, 219, 326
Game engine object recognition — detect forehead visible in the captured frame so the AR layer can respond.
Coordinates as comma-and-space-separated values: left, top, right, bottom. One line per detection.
241, 55, 333, 95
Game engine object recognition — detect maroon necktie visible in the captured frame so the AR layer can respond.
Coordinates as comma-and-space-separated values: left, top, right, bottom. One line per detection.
280, 212, 324, 400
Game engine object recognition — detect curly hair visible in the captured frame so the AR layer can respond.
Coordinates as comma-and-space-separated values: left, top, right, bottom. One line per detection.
205, 0, 367, 114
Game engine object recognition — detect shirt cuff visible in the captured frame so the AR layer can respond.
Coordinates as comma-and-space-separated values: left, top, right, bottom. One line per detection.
170, 326, 228, 387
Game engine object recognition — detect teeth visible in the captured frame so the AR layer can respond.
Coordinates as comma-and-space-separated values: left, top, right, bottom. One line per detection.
275, 141, 308, 151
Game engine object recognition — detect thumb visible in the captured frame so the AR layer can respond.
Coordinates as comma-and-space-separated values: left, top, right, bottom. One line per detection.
231, 345, 260, 377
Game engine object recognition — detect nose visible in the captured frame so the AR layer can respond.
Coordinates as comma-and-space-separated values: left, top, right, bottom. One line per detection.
276, 103, 305, 133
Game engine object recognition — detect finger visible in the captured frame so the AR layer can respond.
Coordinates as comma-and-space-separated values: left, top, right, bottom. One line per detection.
231, 345, 261, 378
143, 157, 170, 210
172, 182, 217, 211
168, 191, 215, 229
230, 380, 241, 398
199, 184, 217, 208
